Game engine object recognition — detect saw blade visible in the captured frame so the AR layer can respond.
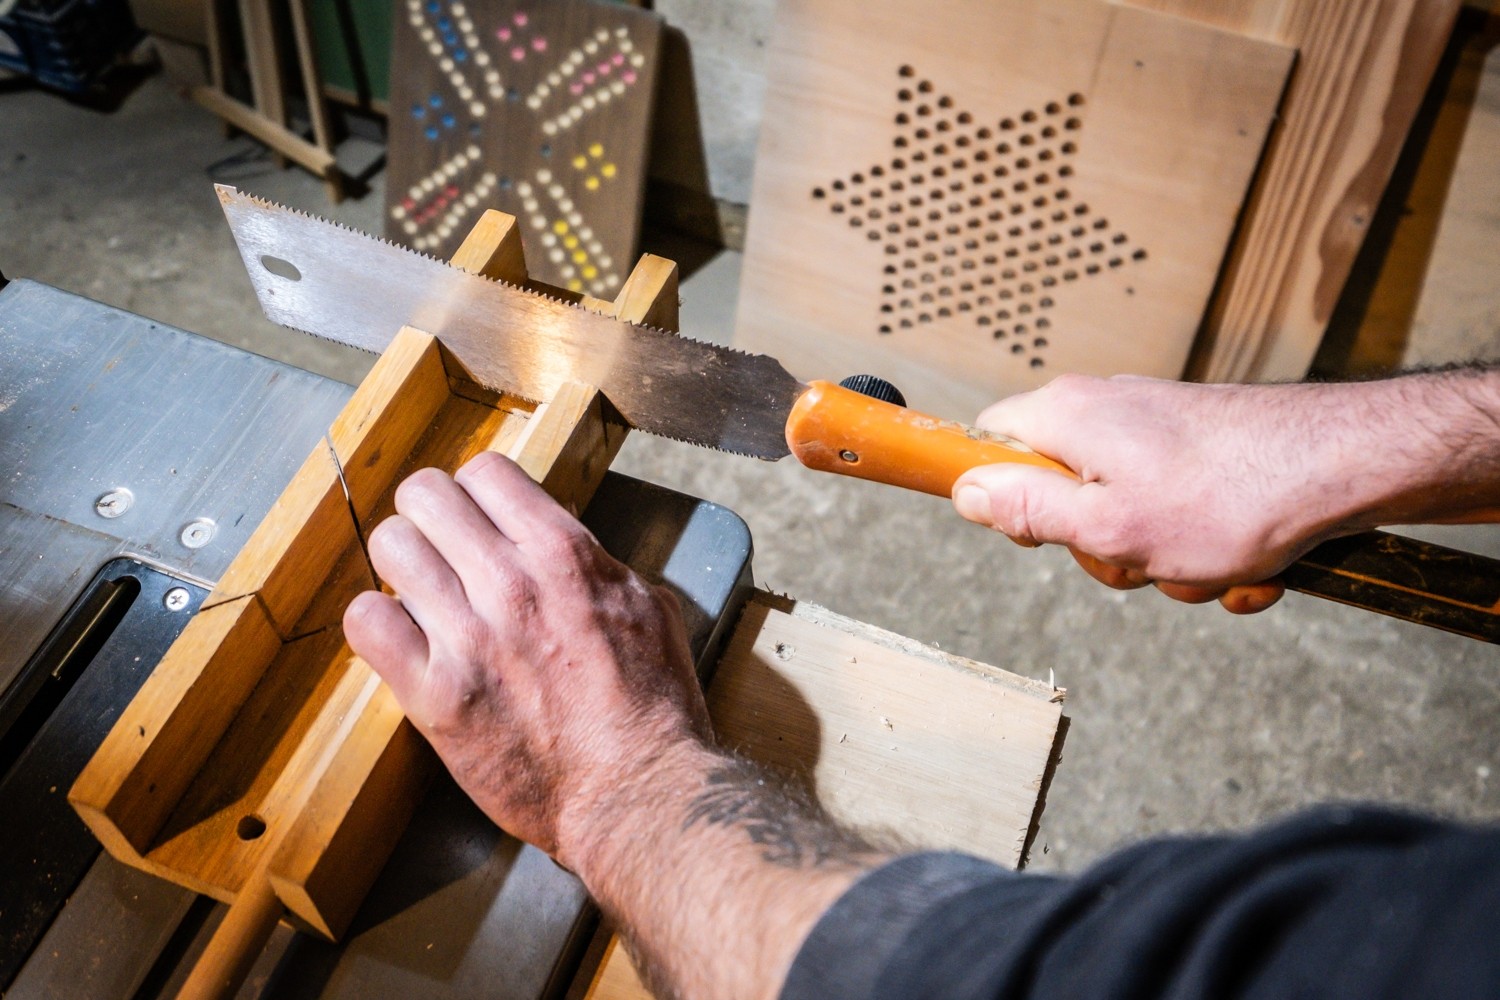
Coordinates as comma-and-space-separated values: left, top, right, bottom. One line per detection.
216, 185, 803, 460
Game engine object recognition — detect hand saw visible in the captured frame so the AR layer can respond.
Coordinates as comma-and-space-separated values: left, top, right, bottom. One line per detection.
216, 186, 1500, 644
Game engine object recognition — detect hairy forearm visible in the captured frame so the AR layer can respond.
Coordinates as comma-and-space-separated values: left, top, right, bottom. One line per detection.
564, 743, 892, 1000
1296, 365, 1500, 537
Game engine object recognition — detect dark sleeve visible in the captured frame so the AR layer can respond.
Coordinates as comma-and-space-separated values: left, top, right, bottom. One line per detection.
780, 805, 1500, 1000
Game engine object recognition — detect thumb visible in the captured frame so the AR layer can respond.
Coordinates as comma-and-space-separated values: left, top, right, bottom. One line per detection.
953, 463, 1091, 548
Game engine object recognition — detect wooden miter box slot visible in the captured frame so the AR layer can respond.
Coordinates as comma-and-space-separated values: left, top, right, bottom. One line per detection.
68, 209, 673, 944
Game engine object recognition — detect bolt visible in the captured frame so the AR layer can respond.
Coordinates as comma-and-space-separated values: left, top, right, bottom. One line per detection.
163, 587, 191, 612
95, 488, 133, 519
180, 518, 216, 549
839, 449, 860, 463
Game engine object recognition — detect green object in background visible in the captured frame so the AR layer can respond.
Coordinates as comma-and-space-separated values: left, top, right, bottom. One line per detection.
310, 0, 391, 107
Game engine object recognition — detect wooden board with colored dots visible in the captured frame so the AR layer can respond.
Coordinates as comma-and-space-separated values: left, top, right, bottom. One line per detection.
734, 0, 1294, 418
386, 0, 662, 297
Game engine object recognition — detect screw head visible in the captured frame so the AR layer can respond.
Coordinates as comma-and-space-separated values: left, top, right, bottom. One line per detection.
839, 449, 860, 463
180, 518, 216, 549
95, 488, 134, 519
163, 587, 191, 612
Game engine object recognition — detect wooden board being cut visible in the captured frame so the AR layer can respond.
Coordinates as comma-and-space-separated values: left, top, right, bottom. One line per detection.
1139, 0, 1466, 381
735, 0, 1293, 418
581, 592, 1068, 1000
386, 0, 662, 296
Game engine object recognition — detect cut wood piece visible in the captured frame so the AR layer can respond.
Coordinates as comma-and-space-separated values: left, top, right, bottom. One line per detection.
1146, 0, 1466, 381
384, 0, 664, 293
510, 382, 629, 513
584, 591, 1068, 1000
736, 0, 1292, 417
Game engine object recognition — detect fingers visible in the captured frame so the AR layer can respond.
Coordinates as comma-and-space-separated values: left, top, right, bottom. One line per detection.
454, 451, 584, 549
1219, 580, 1285, 615
344, 591, 429, 696
394, 467, 518, 589
1071, 548, 1151, 591
953, 463, 1093, 548
366, 514, 469, 637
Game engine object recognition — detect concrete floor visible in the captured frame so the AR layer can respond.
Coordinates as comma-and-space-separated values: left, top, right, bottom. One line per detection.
2, 75, 1498, 875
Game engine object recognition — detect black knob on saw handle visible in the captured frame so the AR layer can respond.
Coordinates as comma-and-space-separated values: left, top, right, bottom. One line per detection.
838, 374, 907, 408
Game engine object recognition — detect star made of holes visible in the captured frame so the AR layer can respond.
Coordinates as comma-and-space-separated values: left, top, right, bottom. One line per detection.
812, 66, 1148, 372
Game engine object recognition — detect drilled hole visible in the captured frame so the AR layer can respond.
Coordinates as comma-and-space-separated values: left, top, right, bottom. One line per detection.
260, 255, 302, 282
237, 815, 267, 841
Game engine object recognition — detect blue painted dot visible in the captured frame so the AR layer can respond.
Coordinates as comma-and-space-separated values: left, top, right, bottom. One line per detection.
429, 94, 443, 108
441, 113, 455, 128
425, 126, 439, 140
426, 0, 438, 12
412, 104, 425, 119
454, 49, 467, 61
437, 17, 451, 30
443, 33, 458, 47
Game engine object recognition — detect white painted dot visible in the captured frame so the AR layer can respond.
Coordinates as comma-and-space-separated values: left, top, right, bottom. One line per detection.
427, 41, 443, 56
522, 198, 538, 212
549, 248, 565, 263
585, 40, 598, 55
561, 264, 576, 277
597, 89, 611, 104
582, 96, 596, 111
547, 72, 561, 86
421, 177, 436, 192
392, 205, 406, 219
471, 102, 486, 118
541, 232, 557, 247
440, 57, 453, 72
532, 215, 547, 229
606, 274, 620, 288
630, 53, 644, 67
517, 181, 532, 195
488, 85, 505, 99
610, 81, 625, 96
538, 169, 552, 184
595, 28, 609, 41
590, 281, 606, 294
599, 256, 612, 269
464, 192, 478, 207
543, 121, 558, 135
621, 39, 634, 53
464, 33, 479, 49
567, 211, 582, 226
459, 86, 474, 101
579, 226, 593, 240
526, 96, 542, 110
616, 26, 628, 37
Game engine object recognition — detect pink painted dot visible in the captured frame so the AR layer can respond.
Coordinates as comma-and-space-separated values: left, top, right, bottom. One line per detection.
570, 82, 584, 95
402, 197, 416, 211
446, 184, 460, 198
496, 27, 510, 41
582, 72, 595, 85
623, 70, 637, 84
511, 45, 526, 60
612, 52, 625, 66
532, 36, 547, 52
513, 11, 527, 26
597, 62, 612, 75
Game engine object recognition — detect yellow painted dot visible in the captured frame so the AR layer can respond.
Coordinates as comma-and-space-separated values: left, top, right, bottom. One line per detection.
564, 235, 579, 248
583, 266, 598, 280
568, 279, 583, 291
572, 155, 587, 170
601, 162, 617, 178
585, 176, 600, 191
572, 250, 588, 263
552, 220, 569, 235
588, 142, 603, 158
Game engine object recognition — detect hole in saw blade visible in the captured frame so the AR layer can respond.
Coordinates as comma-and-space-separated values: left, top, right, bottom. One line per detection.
260, 255, 302, 282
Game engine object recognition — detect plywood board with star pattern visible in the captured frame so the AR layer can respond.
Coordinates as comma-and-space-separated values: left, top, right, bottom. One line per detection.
735, 0, 1294, 418
386, 0, 661, 297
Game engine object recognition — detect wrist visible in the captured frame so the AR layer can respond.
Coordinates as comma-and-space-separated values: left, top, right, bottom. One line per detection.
554, 732, 720, 883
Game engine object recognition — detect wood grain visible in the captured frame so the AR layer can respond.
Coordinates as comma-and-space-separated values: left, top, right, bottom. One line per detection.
386, 0, 663, 294
584, 593, 1067, 1000
736, 0, 1292, 417
1150, 0, 1466, 381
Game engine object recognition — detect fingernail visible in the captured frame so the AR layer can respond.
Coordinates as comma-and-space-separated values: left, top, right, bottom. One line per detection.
954, 485, 993, 525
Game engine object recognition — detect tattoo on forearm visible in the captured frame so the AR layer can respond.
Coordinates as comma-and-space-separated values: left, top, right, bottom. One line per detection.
682, 759, 882, 869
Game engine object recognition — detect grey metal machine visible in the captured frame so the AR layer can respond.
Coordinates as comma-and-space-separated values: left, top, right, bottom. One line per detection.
0, 279, 753, 998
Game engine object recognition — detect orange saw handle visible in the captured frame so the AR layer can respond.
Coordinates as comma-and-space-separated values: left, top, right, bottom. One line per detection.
785, 379, 1072, 497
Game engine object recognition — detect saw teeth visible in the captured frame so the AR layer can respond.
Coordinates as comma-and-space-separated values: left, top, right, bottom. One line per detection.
219, 184, 777, 360
639, 426, 781, 461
